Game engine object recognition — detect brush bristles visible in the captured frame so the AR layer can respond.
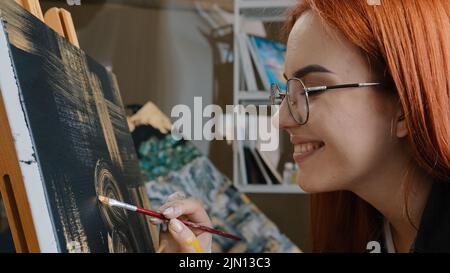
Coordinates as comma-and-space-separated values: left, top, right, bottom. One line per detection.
97, 196, 137, 211
98, 195, 109, 205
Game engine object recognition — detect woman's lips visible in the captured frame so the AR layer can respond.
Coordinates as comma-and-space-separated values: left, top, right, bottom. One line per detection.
291, 140, 325, 164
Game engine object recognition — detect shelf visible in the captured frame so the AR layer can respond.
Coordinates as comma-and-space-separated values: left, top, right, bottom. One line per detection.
237, 0, 297, 21
238, 0, 298, 9
238, 91, 270, 101
236, 184, 305, 194
239, 8, 292, 21
79, 0, 233, 11
233, 0, 295, 195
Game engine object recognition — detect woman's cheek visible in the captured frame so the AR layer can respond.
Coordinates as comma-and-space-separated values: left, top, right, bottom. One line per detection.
295, 122, 373, 192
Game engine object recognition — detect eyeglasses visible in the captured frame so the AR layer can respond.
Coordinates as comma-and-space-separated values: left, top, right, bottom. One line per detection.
270, 78, 381, 125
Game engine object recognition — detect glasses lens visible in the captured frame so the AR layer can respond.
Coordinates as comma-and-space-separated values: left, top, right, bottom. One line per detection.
287, 79, 308, 124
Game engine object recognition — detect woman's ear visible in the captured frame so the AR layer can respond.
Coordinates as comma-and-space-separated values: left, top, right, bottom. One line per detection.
395, 109, 408, 138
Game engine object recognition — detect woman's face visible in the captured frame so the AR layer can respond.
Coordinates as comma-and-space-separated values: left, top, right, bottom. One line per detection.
279, 11, 402, 193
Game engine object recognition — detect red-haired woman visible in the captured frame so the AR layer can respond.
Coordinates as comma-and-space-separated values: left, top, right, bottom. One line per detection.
152, 0, 450, 253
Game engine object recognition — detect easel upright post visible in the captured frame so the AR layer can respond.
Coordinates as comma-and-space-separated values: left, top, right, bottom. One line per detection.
44, 7, 80, 48
14, 0, 44, 21
0, 89, 40, 253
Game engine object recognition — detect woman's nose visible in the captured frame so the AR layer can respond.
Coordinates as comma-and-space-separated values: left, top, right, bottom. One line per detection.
273, 99, 299, 130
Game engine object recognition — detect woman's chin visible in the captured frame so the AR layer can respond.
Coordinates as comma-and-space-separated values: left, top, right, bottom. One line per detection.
298, 181, 318, 193
297, 173, 329, 193
297, 175, 316, 193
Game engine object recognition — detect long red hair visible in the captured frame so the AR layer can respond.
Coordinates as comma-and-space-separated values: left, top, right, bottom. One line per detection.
285, 0, 450, 252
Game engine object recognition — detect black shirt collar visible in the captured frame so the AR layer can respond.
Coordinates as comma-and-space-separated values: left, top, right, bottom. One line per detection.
413, 180, 450, 253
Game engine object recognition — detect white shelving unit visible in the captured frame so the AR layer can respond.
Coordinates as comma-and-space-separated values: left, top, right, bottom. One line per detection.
236, 184, 305, 194
232, 0, 303, 194
238, 91, 271, 101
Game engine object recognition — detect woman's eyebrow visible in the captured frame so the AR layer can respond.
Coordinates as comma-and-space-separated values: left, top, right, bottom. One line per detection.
284, 64, 334, 80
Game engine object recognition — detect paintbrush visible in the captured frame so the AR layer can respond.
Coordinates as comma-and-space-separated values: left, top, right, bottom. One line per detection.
98, 195, 242, 241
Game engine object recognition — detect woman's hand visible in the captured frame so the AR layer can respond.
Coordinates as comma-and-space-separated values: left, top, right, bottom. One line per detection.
150, 192, 212, 253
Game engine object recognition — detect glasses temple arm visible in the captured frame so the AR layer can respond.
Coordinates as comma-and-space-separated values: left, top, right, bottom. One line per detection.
306, 83, 381, 93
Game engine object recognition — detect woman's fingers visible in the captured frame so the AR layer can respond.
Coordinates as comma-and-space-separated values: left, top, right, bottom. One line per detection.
158, 199, 211, 226
166, 191, 186, 203
156, 241, 168, 253
167, 219, 204, 253
153, 193, 212, 253
150, 191, 187, 225
149, 217, 164, 225
150, 191, 186, 230
157, 224, 179, 253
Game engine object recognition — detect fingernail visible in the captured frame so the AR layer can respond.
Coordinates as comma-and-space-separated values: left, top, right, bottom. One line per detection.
161, 223, 168, 232
149, 217, 163, 224
163, 207, 174, 216
169, 219, 183, 233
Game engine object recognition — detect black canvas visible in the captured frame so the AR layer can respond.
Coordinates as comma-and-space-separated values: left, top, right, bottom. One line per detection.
0, 0, 154, 253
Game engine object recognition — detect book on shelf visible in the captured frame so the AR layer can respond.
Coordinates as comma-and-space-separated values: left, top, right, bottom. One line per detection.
238, 32, 258, 91
239, 140, 283, 185
194, 2, 226, 30
195, 2, 266, 36
212, 4, 266, 36
254, 148, 282, 184
243, 144, 268, 185
255, 141, 283, 184
248, 140, 274, 185
239, 51, 248, 91
246, 34, 287, 91
237, 141, 249, 185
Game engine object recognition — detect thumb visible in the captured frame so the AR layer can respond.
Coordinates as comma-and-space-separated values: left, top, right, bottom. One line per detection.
168, 219, 203, 253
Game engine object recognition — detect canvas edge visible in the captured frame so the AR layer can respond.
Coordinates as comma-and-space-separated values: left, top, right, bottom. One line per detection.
0, 16, 59, 252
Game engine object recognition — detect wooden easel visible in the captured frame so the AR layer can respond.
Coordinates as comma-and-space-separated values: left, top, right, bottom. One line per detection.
0, 0, 80, 253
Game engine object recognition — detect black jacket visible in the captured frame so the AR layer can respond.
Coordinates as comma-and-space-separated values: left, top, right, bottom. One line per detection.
411, 180, 450, 253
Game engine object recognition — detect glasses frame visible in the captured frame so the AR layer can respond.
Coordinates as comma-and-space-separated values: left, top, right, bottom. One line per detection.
270, 78, 381, 125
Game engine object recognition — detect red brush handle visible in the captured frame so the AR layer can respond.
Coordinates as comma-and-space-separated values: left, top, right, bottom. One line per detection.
136, 207, 164, 218
136, 207, 242, 241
